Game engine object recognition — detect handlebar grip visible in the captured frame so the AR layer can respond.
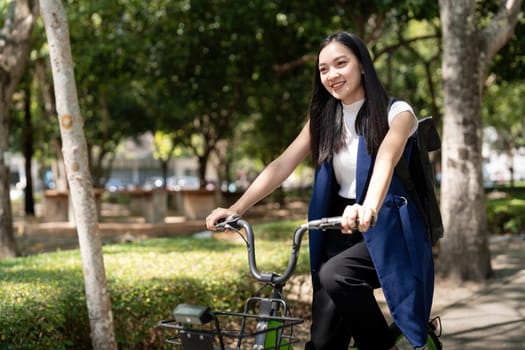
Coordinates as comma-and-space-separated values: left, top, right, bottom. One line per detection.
306, 216, 342, 230
323, 216, 343, 227
307, 215, 376, 231
214, 214, 241, 231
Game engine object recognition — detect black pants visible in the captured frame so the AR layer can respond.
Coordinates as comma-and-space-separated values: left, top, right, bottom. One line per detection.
305, 196, 394, 350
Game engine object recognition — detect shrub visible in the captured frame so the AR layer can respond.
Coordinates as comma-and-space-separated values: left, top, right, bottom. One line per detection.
486, 197, 525, 235
0, 221, 309, 349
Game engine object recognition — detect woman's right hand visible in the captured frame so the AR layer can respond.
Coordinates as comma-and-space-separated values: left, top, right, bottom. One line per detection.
205, 207, 239, 231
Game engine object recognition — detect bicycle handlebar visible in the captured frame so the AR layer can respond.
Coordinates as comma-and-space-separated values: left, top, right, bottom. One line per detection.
215, 215, 343, 285
301, 216, 343, 230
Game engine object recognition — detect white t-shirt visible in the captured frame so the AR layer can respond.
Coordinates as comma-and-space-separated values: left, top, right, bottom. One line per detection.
333, 99, 417, 199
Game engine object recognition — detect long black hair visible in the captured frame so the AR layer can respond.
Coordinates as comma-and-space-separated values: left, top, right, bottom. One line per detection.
308, 31, 390, 167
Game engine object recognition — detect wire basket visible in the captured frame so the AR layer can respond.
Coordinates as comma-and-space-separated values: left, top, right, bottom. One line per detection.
158, 308, 304, 350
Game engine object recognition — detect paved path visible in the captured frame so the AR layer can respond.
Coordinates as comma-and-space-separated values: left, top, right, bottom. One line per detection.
431, 235, 525, 349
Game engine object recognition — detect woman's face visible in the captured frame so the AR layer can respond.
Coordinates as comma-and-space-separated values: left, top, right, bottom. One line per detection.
318, 41, 364, 105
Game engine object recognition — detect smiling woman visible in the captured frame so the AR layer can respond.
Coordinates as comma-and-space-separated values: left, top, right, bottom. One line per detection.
205, 31, 434, 350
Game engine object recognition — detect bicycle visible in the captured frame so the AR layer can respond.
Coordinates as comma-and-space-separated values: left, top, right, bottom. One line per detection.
158, 215, 442, 350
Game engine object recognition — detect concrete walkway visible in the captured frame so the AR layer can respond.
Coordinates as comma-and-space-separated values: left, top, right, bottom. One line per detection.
430, 235, 525, 349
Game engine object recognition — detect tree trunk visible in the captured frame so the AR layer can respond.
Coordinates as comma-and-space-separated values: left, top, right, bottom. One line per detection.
0, 146, 17, 258
160, 158, 169, 188
0, 0, 38, 259
24, 83, 35, 215
39, 0, 117, 349
198, 153, 208, 188
437, 0, 521, 281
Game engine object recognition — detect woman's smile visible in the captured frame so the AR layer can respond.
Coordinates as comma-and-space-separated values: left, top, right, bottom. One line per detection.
330, 79, 346, 91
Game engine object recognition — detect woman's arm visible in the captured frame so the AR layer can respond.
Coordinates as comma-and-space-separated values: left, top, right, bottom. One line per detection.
341, 111, 415, 233
206, 121, 311, 230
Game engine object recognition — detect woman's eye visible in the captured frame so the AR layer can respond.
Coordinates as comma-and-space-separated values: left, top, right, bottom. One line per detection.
336, 60, 347, 67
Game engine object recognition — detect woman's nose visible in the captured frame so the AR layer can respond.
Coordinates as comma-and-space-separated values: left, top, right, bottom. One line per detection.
327, 68, 339, 80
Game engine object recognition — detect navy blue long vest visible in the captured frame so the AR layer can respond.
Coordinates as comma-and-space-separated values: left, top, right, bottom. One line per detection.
307, 135, 434, 347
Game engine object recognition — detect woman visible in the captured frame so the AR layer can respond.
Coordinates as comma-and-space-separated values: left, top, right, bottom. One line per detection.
206, 31, 434, 350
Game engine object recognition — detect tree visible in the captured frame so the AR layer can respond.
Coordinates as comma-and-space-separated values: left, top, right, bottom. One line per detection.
152, 130, 190, 188
0, 0, 38, 259
65, 0, 152, 188
438, 0, 522, 280
39, 0, 117, 348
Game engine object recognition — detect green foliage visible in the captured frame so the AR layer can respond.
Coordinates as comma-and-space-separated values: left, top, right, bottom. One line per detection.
7, 0, 450, 188
0, 252, 86, 349
483, 81, 525, 154
489, 1, 525, 81
0, 223, 310, 349
486, 192, 525, 235
6, 0, 522, 185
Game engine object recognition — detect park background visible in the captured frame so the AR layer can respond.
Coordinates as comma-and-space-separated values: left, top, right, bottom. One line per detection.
1, 0, 525, 349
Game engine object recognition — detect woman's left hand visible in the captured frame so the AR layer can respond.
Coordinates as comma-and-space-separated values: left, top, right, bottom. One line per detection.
341, 204, 377, 233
